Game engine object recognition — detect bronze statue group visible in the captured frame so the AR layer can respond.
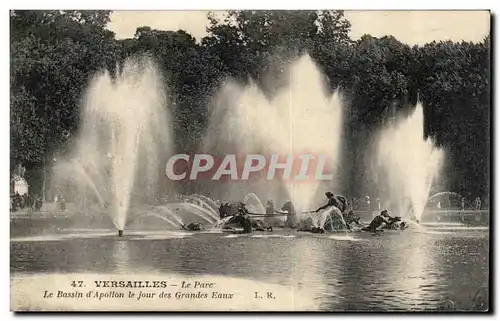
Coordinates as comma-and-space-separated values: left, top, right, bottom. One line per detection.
183, 192, 410, 234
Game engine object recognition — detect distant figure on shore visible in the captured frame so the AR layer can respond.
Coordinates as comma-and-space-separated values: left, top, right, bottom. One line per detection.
13, 191, 21, 211
461, 197, 465, 211
60, 196, 66, 211
475, 197, 482, 210
10, 193, 16, 211
34, 194, 43, 211
54, 194, 59, 211
351, 197, 358, 210
437, 201, 441, 210
19, 193, 26, 209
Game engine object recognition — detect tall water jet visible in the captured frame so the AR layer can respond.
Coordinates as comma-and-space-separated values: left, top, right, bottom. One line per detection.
274, 56, 344, 213
374, 103, 444, 222
71, 57, 171, 233
204, 54, 343, 213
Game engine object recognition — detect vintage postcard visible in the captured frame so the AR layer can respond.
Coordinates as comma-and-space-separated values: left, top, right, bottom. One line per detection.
10, 10, 490, 312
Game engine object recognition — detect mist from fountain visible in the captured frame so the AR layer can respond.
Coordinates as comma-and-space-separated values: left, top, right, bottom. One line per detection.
402, 191, 463, 223
163, 203, 218, 224
184, 196, 220, 219
426, 191, 463, 203
373, 103, 444, 222
67, 57, 171, 231
156, 206, 185, 226
72, 160, 106, 207
243, 193, 266, 215
212, 216, 234, 229
189, 194, 220, 211
204, 54, 344, 216
135, 212, 179, 227
125, 202, 221, 231
51, 160, 106, 208
44, 54, 350, 235
318, 208, 349, 233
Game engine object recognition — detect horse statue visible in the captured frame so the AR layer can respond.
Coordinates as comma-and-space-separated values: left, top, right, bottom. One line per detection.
217, 202, 272, 233
219, 202, 248, 218
281, 201, 298, 228
181, 222, 203, 231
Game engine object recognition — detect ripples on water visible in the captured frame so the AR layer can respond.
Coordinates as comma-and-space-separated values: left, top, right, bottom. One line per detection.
10, 218, 489, 312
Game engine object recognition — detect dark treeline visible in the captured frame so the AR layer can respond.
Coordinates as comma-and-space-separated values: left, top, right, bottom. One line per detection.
10, 10, 491, 202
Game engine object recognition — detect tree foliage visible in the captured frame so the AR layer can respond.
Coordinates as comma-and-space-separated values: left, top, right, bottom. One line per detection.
10, 10, 490, 200
10, 10, 117, 167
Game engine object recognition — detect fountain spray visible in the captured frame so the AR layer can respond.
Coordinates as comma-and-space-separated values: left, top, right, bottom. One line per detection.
374, 102, 444, 222
70, 57, 171, 235
203, 54, 343, 216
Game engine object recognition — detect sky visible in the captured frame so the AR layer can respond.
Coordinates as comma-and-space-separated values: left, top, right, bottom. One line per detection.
107, 10, 490, 46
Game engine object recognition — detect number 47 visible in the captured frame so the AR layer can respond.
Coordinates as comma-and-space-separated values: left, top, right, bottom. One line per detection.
71, 281, 84, 288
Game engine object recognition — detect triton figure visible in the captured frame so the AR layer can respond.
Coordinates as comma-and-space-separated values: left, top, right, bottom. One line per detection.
315, 192, 347, 214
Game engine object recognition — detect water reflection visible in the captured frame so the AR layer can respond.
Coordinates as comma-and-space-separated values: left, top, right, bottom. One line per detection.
375, 233, 438, 310
430, 233, 489, 311
112, 240, 130, 274
291, 237, 331, 305
329, 240, 377, 311
10, 227, 489, 311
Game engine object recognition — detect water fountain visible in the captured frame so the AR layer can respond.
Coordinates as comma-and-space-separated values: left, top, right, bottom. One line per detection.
426, 191, 463, 204
243, 193, 266, 215
319, 208, 349, 232
204, 54, 344, 227
189, 194, 220, 211
49, 54, 348, 234
401, 191, 463, 225
131, 210, 180, 228
67, 57, 172, 236
184, 195, 220, 219
373, 102, 444, 223
163, 202, 218, 223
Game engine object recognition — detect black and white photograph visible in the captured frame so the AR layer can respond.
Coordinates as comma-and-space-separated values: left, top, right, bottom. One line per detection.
9, 9, 491, 312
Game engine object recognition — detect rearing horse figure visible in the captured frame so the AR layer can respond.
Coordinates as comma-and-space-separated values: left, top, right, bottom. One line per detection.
217, 202, 271, 233
281, 201, 298, 228
219, 202, 245, 218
